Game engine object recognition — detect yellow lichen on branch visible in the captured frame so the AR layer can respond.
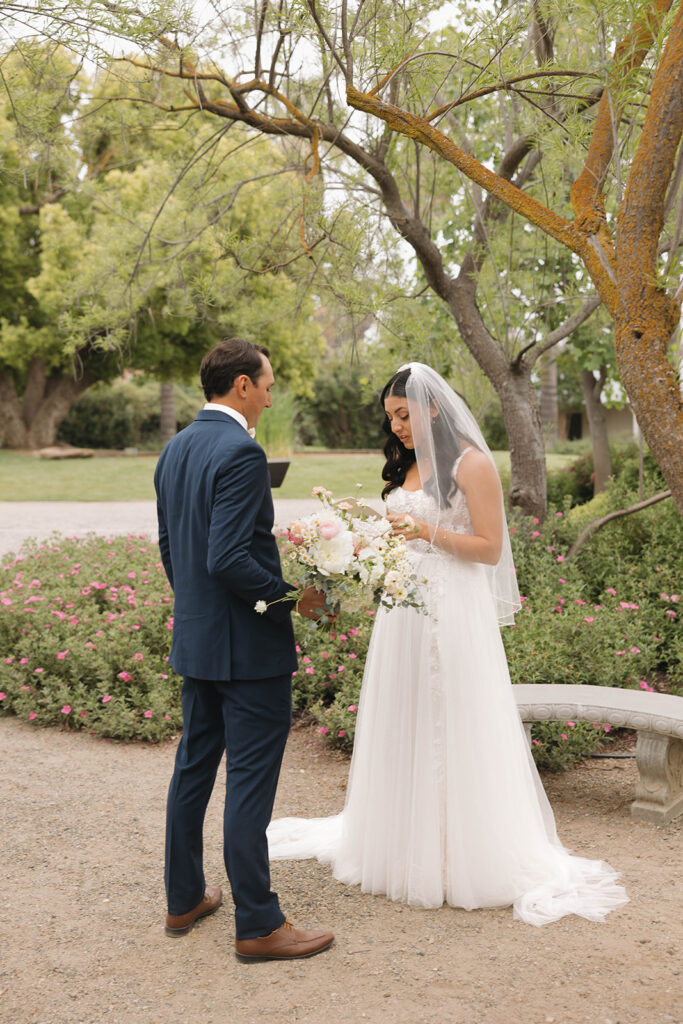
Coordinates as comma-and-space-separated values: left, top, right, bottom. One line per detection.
615, 2, 683, 512
570, 0, 674, 238
346, 84, 619, 311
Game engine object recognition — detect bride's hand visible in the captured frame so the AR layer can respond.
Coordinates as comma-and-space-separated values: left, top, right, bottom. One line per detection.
388, 513, 425, 541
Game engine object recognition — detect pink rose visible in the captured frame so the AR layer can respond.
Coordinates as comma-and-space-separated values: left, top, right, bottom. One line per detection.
61, 705, 71, 715
319, 520, 340, 541
143, 710, 153, 718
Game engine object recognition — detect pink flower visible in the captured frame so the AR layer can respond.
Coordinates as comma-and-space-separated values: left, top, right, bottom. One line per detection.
295, 645, 301, 653
305, 667, 314, 674
337, 665, 345, 673
302, 656, 311, 664
133, 653, 143, 662
348, 704, 357, 712
532, 739, 541, 746
533, 517, 540, 525
61, 704, 71, 715
19, 657, 28, 664
143, 710, 153, 718
558, 578, 566, 584
606, 587, 617, 596
639, 680, 654, 692
560, 733, 568, 741
603, 724, 611, 733
337, 730, 346, 738
509, 526, 517, 534
56, 650, 70, 660
584, 615, 595, 623
556, 556, 564, 563
164, 714, 171, 720
80, 711, 87, 718
160, 673, 169, 680
555, 512, 563, 518
127, 572, 136, 579
117, 671, 132, 682
348, 652, 357, 659
660, 592, 671, 601
20, 685, 30, 691
666, 609, 677, 618
318, 520, 341, 541
616, 650, 626, 656
321, 652, 329, 659
318, 726, 329, 735
575, 599, 586, 606
619, 601, 631, 609
102, 695, 112, 703
672, 594, 680, 602
630, 646, 641, 654
0, 692, 5, 700
28, 711, 37, 720
34, 668, 44, 674
3, 657, 12, 664
348, 628, 360, 636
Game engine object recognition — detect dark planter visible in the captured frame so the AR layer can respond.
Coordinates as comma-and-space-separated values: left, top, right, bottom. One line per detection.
268, 459, 290, 488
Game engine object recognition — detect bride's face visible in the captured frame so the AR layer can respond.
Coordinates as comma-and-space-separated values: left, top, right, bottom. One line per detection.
384, 394, 415, 449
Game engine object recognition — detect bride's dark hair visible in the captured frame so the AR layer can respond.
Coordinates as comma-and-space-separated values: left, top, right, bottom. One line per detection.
380, 367, 477, 507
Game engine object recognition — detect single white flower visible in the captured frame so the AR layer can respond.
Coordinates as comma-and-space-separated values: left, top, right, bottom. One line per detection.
254, 600, 268, 614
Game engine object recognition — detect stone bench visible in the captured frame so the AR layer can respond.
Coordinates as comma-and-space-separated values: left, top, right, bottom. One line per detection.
513, 684, 683, 824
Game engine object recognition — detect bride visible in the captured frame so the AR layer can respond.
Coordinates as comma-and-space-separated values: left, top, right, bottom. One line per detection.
268, 362, 629, 926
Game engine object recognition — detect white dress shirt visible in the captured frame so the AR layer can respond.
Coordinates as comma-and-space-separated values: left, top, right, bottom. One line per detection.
203, 402, 256, 438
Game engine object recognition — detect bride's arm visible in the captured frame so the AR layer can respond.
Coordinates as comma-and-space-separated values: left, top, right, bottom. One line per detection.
391, 451, 503, 565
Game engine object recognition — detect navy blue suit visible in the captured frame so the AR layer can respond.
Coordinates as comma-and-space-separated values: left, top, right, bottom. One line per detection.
154, 409, 297, 938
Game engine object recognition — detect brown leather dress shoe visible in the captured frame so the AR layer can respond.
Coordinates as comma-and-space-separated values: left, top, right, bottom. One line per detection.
165, 885, 223, 937
235, 919, 334, 962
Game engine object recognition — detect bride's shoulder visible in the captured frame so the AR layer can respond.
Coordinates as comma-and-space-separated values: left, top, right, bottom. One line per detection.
453, 448, 497, 488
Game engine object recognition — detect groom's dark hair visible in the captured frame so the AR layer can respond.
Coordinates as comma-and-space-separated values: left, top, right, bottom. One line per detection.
200, 338, 270, 401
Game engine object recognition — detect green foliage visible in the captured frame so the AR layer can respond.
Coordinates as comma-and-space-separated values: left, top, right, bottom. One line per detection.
296, 358, 386, 449
58, 378, 202, 450
546, 441, 666, 508
58, 386, 135, 449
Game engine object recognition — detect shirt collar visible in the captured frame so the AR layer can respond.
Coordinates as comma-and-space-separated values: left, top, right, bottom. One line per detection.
203, 402, 254, 437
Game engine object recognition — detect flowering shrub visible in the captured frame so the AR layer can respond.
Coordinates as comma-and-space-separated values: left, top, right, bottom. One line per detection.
0, 536, 181, 741
1, 473, 679, 774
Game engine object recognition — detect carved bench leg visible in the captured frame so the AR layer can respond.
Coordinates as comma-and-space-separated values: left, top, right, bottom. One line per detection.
631, 731, 683, 824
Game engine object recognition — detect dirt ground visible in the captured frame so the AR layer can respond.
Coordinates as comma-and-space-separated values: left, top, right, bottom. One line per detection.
1, 716, 681, 1024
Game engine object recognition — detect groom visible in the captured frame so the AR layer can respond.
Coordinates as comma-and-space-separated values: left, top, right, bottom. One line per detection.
154, 338, 334, 961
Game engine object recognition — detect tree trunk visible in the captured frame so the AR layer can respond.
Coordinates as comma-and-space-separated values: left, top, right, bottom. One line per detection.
498, 370, 548, 520
580, 367, 612, 493
159, 380, 177, 446
0, 369, 95, 449
22, 359, 48, 428
0, 372, 31, 448
539, 348, 559, 445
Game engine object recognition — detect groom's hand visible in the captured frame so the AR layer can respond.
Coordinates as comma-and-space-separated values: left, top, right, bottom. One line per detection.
295, 587, 337, 622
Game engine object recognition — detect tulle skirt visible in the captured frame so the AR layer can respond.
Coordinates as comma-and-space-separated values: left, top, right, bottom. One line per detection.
268, 550, 629, 925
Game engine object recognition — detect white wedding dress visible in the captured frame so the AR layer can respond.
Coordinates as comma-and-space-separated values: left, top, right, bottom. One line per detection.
268, 452, 629, 925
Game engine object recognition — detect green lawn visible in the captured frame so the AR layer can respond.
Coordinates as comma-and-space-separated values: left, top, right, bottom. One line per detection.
0, 450, 575, 502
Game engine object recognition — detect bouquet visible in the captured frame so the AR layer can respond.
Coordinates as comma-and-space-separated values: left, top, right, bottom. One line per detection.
255, 487, 425, 619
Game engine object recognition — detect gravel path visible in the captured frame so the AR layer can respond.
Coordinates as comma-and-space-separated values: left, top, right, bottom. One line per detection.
1, 716, 681, 1024
0, 500, 385, 558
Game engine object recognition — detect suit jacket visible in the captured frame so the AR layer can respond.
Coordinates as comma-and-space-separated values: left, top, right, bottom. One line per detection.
154, 409, 297, 681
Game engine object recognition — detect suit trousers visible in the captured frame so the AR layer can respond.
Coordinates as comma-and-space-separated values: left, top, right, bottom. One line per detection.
165, 673, 292, 940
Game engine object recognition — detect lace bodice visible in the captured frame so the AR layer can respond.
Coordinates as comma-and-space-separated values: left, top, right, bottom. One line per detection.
385, 450, 473, 555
